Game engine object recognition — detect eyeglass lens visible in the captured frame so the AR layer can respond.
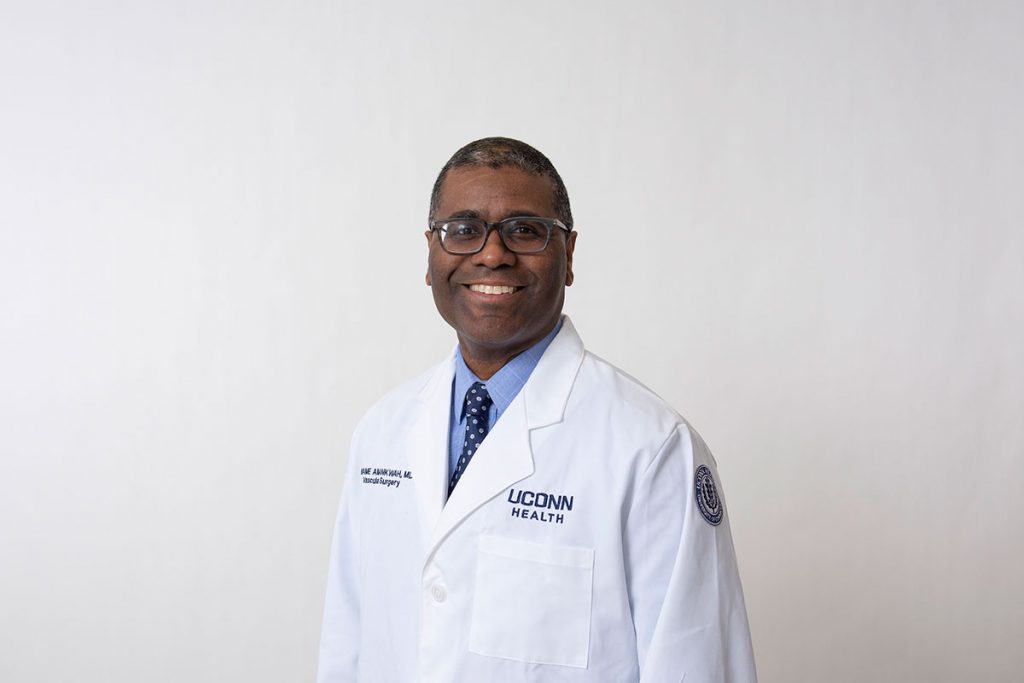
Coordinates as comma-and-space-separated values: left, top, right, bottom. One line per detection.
441, 219, 550, 254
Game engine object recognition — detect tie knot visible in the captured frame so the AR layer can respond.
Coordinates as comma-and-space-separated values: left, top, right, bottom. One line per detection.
464, 382, 492, 417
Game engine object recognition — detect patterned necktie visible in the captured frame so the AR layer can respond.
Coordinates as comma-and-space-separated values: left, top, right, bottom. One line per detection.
448, 382, 493, 496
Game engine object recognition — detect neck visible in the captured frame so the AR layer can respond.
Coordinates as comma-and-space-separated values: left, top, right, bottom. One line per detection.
458, 326, 559, 381
457, 317, 563, 380
458, 348, 517, 381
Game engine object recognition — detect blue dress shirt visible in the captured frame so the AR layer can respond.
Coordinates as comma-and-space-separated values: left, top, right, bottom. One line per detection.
447, 318, 563, 480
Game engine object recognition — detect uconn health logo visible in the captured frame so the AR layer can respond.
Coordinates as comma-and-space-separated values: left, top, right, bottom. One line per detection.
507, 488, 574, 524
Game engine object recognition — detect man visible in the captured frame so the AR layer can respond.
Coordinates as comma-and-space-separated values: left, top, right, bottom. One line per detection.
318, 137, 756, 682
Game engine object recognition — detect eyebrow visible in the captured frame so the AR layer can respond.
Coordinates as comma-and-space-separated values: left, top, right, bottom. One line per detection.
441, 209, 545, 221
445, 210, 483, 220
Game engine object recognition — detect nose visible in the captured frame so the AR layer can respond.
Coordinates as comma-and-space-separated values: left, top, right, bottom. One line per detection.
471, 227, 516, 268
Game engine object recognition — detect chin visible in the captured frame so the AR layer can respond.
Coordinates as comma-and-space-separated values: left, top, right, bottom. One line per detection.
462, 327, 526, 350
462, 317, 555, 353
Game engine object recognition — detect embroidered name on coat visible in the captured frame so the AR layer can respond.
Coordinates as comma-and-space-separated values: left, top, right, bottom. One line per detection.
360, 467, 413, 489
507, 488, 574, 524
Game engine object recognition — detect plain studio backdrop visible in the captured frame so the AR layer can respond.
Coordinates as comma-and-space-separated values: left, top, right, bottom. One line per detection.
1, 1, 1021, 681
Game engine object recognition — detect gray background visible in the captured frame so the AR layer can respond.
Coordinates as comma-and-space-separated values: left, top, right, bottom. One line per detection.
2, 1, 1021, 681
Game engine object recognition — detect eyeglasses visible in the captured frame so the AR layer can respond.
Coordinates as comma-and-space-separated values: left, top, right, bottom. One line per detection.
428, 216, 569, 255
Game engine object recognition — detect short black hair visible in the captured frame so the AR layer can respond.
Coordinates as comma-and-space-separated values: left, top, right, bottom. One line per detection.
429, 137, 573, 229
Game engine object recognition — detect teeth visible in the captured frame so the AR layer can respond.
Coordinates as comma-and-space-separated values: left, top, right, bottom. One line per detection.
469, 284, 517, 295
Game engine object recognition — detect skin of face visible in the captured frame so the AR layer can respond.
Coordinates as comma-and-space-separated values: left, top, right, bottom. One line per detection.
425, 165, 577, 380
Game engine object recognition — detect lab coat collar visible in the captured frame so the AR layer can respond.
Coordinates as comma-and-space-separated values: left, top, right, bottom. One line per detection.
407, 316, 586, 566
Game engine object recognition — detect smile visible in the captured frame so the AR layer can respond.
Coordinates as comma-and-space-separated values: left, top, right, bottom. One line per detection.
468, 284, 520, 295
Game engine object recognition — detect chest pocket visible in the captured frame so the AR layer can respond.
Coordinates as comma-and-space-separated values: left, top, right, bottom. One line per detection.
469, 535, 595, 668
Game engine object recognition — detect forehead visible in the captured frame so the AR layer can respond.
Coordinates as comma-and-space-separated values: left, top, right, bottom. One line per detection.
436, 165, 556, 219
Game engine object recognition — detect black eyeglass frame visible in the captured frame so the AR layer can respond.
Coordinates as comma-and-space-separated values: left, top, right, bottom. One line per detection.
428, 216, 570, 255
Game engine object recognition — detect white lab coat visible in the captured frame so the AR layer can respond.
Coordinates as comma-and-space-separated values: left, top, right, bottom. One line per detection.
318, 318, 756, 682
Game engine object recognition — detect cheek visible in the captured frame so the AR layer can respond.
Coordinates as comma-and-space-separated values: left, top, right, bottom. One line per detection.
426, 254, 447, 288
426, 258, 459, 302
431, 253, 471, 290
542, 259, 568, 289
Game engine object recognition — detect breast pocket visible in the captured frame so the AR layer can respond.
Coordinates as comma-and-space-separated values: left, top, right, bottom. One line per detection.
469, 535, 595, 668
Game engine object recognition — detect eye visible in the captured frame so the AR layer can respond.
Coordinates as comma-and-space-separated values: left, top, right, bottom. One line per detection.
505, 220, 546, 238
447, 221, 484, 238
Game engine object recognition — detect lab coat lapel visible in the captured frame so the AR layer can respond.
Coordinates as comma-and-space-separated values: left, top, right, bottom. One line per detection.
521, 316, 586, 432
429, 394, 533, 555
423, 317, 586, 562
407, 355, 454, 546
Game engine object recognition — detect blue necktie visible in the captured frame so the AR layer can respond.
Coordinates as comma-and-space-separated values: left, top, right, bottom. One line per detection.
448, 382, 493, 496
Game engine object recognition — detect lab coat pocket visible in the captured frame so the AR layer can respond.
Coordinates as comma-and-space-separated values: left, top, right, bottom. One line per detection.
469, 534, 594, 668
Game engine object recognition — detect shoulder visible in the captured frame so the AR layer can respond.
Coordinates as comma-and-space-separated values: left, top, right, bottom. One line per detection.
577, 350, 683, 424
573, 348, 719, 468
351, 358, 451, 439
366, 364, 437, 415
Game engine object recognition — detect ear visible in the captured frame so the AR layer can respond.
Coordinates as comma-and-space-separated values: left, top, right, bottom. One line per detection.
424, 230, 433, 286
564, 230, 577, 286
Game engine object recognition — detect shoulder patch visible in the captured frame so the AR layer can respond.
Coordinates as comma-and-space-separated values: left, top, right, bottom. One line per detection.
694, 464, 723, 526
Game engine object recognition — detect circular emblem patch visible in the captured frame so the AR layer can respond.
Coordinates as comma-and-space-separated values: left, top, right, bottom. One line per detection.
694, 465, 723, 526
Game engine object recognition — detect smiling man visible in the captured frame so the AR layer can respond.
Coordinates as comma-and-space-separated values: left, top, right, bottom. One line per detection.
317, 138, 757, 682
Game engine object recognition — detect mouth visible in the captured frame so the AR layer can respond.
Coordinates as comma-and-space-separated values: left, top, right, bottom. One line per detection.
466, 284, 522, 295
